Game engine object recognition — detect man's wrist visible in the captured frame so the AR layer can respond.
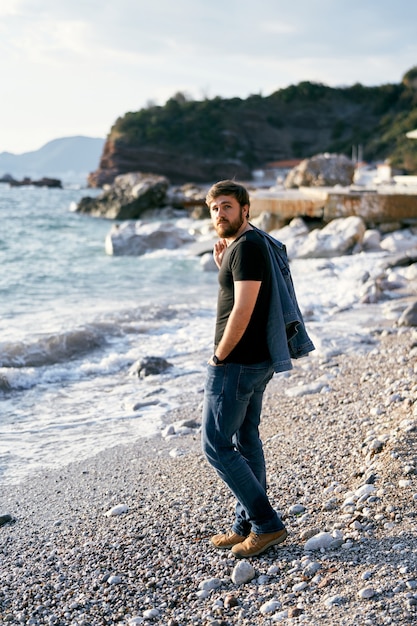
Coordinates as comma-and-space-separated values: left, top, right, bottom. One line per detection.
212, 354, 224, 365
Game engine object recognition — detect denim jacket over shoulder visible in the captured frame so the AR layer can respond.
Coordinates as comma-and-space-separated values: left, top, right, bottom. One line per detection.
252, 226, 315, 373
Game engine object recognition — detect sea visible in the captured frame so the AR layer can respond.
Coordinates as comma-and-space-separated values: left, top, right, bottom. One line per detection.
0, 182, 399, 486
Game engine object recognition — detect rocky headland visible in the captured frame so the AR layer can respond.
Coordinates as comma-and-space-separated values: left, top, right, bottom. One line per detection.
87, 69, 417, 187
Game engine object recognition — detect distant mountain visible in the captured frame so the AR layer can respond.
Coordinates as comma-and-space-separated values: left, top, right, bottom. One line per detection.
0, 136, 106, 182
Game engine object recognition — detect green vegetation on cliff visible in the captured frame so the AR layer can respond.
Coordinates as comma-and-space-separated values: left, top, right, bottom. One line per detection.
98, 68, 417, 183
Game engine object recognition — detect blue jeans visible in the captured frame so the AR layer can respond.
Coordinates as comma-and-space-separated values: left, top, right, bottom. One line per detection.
202, 360, 285, 536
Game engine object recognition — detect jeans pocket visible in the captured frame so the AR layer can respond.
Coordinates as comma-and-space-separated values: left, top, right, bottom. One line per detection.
236, 364, 273, 402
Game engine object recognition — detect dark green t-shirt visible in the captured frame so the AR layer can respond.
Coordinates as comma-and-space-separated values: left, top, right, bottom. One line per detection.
215, 229, 271, 364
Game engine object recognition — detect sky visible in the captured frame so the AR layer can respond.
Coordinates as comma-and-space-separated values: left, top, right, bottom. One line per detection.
1, 0, 417, 154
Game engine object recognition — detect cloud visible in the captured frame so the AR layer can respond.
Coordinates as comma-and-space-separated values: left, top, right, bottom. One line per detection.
1, 0, 417, 153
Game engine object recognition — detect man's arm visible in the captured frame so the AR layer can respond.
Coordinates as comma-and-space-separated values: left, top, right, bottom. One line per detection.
213, 280, 261, 362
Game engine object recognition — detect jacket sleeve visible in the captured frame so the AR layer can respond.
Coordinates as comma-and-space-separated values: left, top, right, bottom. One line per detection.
253, 227, 315, 371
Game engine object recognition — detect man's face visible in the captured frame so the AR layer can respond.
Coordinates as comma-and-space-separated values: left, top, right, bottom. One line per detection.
209, 194, 247, 238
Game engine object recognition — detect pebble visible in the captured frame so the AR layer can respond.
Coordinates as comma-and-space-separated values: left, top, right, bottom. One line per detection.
231, 560, 256, 585
288, 503, 306, 515
304, 531, 344, 551
104, 503, 129, 516
292, 581, 308, 592
272, 610, 289, 622
260, 599, 282, 614
358, 587, 376, 599
199, 578, 222, 591
107, 575, 122, 584
399, 479, 412, 487
324, 595, 346, 607
302, 561, 321, 578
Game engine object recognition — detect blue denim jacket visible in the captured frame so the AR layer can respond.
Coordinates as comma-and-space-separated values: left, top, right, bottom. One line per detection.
252, 226, 315, 372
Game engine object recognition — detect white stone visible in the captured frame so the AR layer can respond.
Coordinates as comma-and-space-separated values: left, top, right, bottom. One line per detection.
260, 599, 282, 614
350, 520, 363, 530
399, 479, 411, 488
169, 448, 186, 458
198, 577, 222, 591
272, 610, 289, 622
355, 484, 376, 498
358, 587, 375, 599
161, 424, 175, 438
285, 381, 327, 397
293, 581, 308, 592
324, 595, 346, 607
107, 575, 122, 584
399, 419, 416, 432
304, 531, 343, 551
129, 617, 144, 625
257, 575, 270, 585
303, 561, 321, 578
104, 503, 128, 517
231, 560, 256, 585
368, 439, 384, 451
143, 608, 160, 619
288, 503, 306, 515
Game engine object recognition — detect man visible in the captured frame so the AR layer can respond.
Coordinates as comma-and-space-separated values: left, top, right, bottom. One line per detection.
201, 179, 313, 559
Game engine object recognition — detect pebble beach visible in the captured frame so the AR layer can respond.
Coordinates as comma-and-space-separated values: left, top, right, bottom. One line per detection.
1, 324, 417, 626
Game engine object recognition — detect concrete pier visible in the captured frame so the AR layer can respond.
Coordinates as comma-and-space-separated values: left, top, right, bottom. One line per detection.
250, 186, 417, 226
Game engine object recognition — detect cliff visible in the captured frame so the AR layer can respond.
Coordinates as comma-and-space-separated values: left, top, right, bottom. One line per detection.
88, 68, 417, 187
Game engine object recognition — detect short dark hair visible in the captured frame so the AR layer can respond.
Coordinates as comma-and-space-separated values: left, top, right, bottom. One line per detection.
206, 180, 250, 209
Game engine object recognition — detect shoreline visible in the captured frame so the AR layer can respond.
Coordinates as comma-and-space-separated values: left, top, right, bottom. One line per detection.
1, 326, 417, 625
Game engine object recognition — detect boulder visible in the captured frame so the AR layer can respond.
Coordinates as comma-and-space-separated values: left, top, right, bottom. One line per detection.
380, 229, 417, 253
105, 220, 195, 256
362, 229, 382, 251
76, 172, 170, 219
397, 302, 417, 327
269, 217, 310, 259
285, 153, 354, 188
131, 356, 172, 378
294, 216, 366, 258
200, 252, 217, 272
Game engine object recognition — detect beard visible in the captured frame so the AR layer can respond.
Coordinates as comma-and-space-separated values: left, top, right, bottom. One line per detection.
214, 208, 245, 238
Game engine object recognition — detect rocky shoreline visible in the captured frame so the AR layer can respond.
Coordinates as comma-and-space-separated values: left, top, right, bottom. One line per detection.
1, 325, 416, 625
